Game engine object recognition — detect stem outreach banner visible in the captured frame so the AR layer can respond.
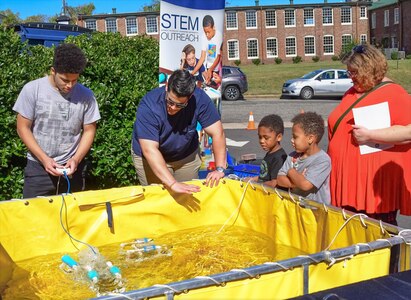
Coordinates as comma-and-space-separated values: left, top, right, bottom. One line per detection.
159, 0, 225, 101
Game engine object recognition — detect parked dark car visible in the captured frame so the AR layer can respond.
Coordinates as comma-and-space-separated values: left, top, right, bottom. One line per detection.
222, 66, 248, 100
281, 69, 353, 100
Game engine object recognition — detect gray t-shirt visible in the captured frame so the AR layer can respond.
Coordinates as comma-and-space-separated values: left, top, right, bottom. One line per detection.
278, 149, 331, 204
13, 76, 101, 164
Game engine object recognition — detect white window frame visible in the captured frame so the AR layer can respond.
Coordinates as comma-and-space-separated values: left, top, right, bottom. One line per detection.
371, 12, 376, 29
284, 9, 295, 27
247, 38, 259, 59
146, 15, 158, 34
285, 36, 297, 57
394, 8, 399, 24
384, 10, 389, 27
360, 34, 367, 44
85, 19, 97, 31
304, 36, 315, 56
226, 11, 238, 30
126, 17, 138, 36
323, 35, 334, 55
304, 8, 315, 26
246, 10, 257, 29
105, 18, 117, 33
265, 10, 276, 28
266, 37, 278, 58
322, 7, 333, 25
341, 7, 352, 25
227, 39, 239, 60
360, 7, 367, 19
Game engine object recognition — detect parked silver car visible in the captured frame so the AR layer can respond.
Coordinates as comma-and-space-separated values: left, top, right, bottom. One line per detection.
222, 66, 248, 100
282, 69, 353, 100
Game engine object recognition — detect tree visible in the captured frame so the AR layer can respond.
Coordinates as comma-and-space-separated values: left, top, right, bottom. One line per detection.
142, 0, 160, 12
0, 9, 21, 27
24, 14, 48, 23
66, 3, 95, 24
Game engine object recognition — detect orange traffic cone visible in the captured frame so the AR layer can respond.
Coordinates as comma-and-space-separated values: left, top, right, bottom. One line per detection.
246, 112, 256, 130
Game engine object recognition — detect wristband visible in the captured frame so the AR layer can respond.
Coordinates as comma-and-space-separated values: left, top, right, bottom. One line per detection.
216, 166, 225, 173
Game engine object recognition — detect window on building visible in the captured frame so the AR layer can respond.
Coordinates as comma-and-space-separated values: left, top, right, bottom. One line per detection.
246, 11, 257, 28
394, 8, 399, 24
146, 16, 158, 34
304, 8, 314, 26
371, 12, 376, 29
384, 10, 389, 27
226, 11, 238, 29
285, 37, 296, 56
247, 39, 258, 59
360, 34, 367, 44
323, 35, 334, 54
85, 19, 97, 31
285, 9, 295, 27
341, 7, 351, 24
105, 18, 117, 33
126, 17, 138, 35
360, 7, 367, 19
304, 36, 315, 55
341, 34, 352, 49
265, 10, 276, 27
391, 36, 398, 48
323, 7, 333, 25
227, 40, 239, 60
266, 38, 278, 57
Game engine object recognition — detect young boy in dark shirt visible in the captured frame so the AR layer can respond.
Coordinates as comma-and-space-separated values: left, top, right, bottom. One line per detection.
247, 114, 287, 187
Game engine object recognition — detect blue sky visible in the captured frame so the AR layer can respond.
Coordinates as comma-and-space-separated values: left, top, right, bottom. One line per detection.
1, 0, 344, 19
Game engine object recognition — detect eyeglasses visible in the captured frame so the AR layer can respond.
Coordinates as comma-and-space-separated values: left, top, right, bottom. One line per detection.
165, 93, 189, 109
352, 45, 365, 54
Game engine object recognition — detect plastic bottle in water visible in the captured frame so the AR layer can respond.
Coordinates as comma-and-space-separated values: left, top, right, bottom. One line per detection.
84, 265, 99, 283
125, 244, 171, 259
106, 261, 122, 279
61, 254, 80, 272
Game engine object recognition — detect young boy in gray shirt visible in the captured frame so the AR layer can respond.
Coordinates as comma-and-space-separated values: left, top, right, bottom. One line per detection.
277, 112, 331, 204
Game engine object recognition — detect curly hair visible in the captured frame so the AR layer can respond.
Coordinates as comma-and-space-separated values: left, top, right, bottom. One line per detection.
53, 43, 87, 74
342, 44, 387, 91
258, 114, 284, 135
291, 112, 325, 143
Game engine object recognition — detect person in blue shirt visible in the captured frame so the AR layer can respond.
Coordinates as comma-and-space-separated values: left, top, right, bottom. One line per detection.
131, 69, 226, 194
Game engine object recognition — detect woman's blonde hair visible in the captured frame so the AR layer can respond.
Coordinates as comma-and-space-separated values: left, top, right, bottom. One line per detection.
342, 44, 388, 91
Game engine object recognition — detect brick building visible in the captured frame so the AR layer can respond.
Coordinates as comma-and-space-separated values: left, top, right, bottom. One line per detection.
77, 1, 371, 65
369, 0, 411, 54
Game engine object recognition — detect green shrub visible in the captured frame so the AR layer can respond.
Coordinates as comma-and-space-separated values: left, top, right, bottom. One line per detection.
274, 57, 282, 64
331, 55, 340, 61
234, 59, 241, 66
0, 30, 159, 200
406, 54, 411, 60
292, 56, 302, 64
252, 58, 261, 66
312, 56, 320, 62
391, 51, 399, 60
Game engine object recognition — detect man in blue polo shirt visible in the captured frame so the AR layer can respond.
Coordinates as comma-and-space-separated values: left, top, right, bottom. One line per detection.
131, 69, 226, 194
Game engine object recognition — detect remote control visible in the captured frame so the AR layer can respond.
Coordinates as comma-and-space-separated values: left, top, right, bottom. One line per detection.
56, 167, 71, 174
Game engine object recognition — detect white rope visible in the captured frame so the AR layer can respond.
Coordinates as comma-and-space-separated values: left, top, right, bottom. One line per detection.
106, 293, 135, 300
297, 255, 321, 264
342, 209, 348, 220
216, 179, 252, 234
260, 184, 268, 195
394, 229, 411, 246
379, 220, 386, 235
356, 242, 374, 252
152, 284, 180, 294
230, 268, 256, 278
323, 213, 368, 251
263, 261, 289, 271
274, 188, 283, 200
195, 275, 223, 286
376, 238, 393, 247
322, 203, 328, 213
287, 189, 297, 203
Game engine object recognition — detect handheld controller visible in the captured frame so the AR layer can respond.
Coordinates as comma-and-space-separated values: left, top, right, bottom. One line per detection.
56, 167, 71, 174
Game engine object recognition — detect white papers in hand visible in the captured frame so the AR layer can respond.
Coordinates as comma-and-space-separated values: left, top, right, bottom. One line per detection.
352, 101, 393, 155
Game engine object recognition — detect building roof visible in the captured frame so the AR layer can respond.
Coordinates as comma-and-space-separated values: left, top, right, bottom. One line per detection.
369, 0, 398, 10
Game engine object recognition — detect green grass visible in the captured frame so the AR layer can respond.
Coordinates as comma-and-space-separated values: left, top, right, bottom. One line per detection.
239, 59, 411, 98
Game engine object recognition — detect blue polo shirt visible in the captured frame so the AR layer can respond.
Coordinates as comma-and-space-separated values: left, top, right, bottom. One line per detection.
132, 86, 220, 162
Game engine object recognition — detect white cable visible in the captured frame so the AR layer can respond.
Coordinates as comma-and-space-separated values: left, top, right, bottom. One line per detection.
323, 213, 368, 251
216, 179, 252, 234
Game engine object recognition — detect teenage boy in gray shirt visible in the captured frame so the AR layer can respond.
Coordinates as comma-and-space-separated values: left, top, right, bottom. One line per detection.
277, 112, 331, 204
13, 43, 100, 198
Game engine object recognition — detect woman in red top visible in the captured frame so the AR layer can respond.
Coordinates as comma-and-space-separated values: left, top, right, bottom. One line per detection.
328, 44, 411, 224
